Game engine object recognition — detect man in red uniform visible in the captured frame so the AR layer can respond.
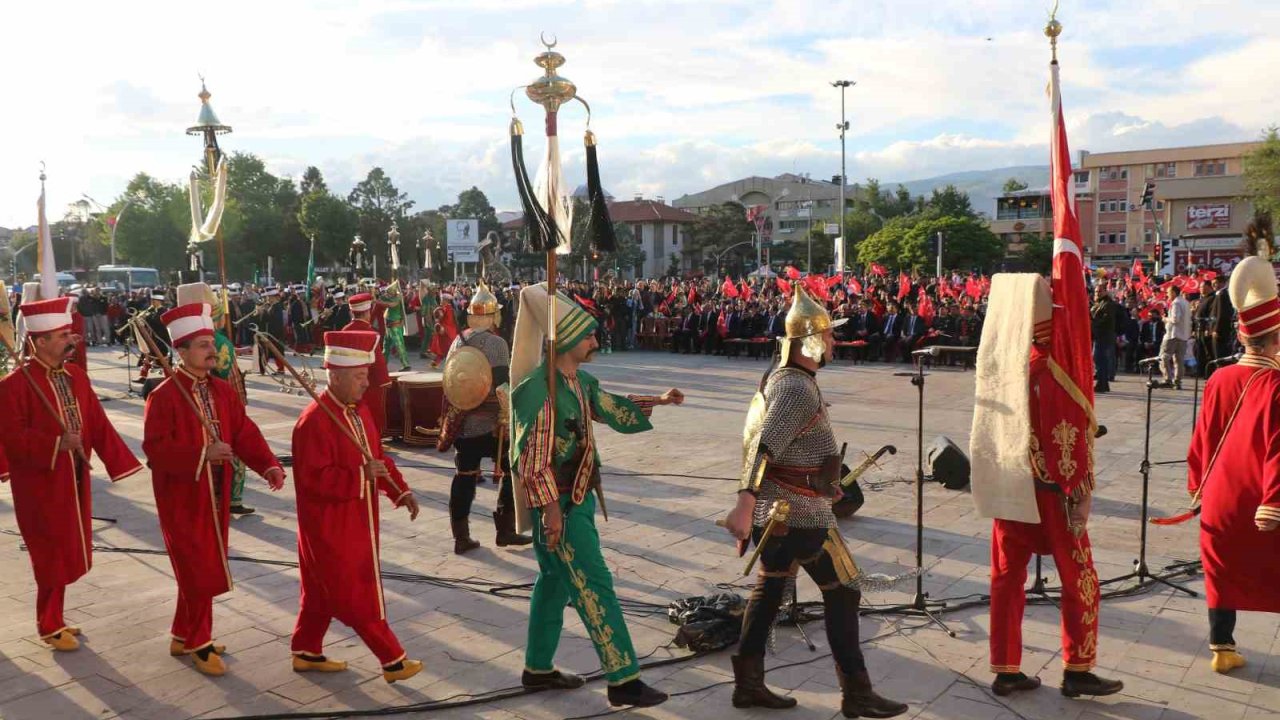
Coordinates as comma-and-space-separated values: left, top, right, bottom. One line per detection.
1186, 219, 1280, 674
970, 275, 1122, 699
290, 330, 423, 683
0, 297, 142, 651
143, 302, 286, 676
342, 292, 391, 438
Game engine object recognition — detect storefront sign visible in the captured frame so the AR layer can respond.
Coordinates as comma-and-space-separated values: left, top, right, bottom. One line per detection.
1186, 203, 1231, 230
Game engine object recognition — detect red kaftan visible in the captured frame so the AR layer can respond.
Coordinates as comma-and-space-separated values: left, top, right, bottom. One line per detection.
1187, 359, 1280, 612
0, 359, 142, 634
342, 319, 391, 437
291, 392, 411, 629
143, 369, 282, 599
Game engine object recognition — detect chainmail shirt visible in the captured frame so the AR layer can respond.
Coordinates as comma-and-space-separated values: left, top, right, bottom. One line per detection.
751, 367, 838, 529
450, 329, 510, 439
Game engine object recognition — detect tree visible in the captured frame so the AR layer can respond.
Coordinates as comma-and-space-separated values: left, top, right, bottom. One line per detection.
927, 184, 977, 219
299, 166, 328, 196
1244, 127, 1280, 219
109, 173, 190, 272
842, 208, 883, 257
1021, 234, 1053, 274
1003, 177, 1029, 193
298, 190, 359, 273
218, 152, 305, 280
685, 201, 754, 270
856, 215, 916, 267
348, 167, 414, 274
856, 214, 1002, 271
438, 187, 500, 236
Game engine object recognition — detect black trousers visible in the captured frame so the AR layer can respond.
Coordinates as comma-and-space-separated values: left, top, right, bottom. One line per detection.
738, 527, 865, 674
1209, 608, 1237, 648
451, 434, 514, 521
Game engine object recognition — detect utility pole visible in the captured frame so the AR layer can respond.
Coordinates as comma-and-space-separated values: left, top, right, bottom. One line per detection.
935, 231, 944, 278
832, 80, 855, 271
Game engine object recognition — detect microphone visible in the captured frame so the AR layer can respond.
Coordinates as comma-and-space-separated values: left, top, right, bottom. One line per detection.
1209, 353, 1243, 368
911, 347, 941, 357
1137, 356, 1161, 367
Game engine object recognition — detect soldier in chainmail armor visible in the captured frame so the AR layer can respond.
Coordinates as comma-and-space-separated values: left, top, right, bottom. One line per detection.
724, 288, 907, 719
438, 283, 532, 554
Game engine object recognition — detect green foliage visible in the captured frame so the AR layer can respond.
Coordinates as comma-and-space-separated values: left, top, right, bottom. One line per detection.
1003, 177, 1030, 193
299, 166, 328, 196
1021, 234, 1054, 274
685, 201, 754, 271
347, 167, 415, 269
110, 172, 190, 272
857, 214, 1002, 271
928, 184, 977, 219
1244, 127, 1280, 219
298, 190, 359, 273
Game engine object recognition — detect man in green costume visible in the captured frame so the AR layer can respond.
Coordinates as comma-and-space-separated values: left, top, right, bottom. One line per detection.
417, 280, 437, 360
178, 282, 255, 515
508, 282, 683, 709
379, 282, 411, 372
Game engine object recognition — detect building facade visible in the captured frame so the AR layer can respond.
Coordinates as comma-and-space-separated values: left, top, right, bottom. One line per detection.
671, 174, 851, 262
1078, 141, 1262, 269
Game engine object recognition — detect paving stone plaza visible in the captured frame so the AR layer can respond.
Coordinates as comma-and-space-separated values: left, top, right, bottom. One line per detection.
1, 348, 1277, 719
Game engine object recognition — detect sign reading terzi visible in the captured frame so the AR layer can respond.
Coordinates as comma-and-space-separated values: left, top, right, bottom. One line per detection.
446, 218, 480, 262
1186, 203, 1231, 230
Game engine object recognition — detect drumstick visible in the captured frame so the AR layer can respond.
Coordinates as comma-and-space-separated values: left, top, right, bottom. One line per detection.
254, 331, 375, 464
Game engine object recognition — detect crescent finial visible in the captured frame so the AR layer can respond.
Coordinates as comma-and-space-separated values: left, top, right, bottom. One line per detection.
540, 32, 557, 50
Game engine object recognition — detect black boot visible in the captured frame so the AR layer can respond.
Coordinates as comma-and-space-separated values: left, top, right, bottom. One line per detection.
731, 654, 797, 709
522, 669, 585, 691
607, 679, 667, 707
450, 517, 480, 554
992, 672, 1041, 697
837, 668, 907, 719
1060, 670, 1123, 698
494, 509, 533, 547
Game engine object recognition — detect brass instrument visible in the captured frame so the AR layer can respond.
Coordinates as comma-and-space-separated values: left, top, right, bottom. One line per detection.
300, 304, 335, 328
250, 327, 317, 396
233, 299, 269, 327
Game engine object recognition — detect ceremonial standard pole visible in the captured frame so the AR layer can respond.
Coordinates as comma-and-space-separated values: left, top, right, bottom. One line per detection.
832, 80, 854, 272
186, 80, 232, 333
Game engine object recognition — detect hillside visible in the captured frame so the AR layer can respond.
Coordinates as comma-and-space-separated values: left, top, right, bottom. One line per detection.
886, 165, 1049, 216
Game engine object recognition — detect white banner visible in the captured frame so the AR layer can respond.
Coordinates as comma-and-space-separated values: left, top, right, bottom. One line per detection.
447, 218, 479, 263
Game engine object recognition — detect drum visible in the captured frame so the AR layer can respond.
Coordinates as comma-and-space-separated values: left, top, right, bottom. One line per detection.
387, 371, 444, 446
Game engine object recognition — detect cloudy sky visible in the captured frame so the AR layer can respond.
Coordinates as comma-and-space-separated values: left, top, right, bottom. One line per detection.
2, 0, 1277, 228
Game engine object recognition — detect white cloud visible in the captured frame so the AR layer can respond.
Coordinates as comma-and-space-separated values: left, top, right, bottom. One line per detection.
1, 0, 1276, 232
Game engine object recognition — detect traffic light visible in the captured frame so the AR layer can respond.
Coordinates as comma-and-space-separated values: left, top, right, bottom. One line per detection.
927, 234, 938, 254
1156, 236, 1175, 273
1140, 181, 1156, 209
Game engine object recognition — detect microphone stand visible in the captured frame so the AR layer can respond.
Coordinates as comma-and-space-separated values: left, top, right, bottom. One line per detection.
1098, 361, 1197, 597
881, 354, 955, 637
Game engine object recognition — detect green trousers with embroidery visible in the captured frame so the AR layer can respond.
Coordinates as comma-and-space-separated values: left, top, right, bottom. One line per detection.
384, 326, 410, 369
527, 492, 640, 686
230, 458, 247, 506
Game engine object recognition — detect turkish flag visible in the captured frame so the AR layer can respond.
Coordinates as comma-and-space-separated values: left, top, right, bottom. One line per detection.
869, 262, 888, 277
740, 281, 754, 302
722, 276, 740, 298
897, 272, 911, 302
1041, 55, 1096, 497
917, 288, 935, 324
785, 266, 802, 280
826, 273, 844, 288
848, 277, 863, 295
776, 278, 792, 296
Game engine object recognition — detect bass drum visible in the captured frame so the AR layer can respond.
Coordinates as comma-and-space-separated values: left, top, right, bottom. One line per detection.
386, 371, 444, 446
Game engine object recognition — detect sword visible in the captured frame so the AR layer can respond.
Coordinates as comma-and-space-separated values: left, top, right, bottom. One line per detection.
841, 444, 897, 487
742, 500, 790, 577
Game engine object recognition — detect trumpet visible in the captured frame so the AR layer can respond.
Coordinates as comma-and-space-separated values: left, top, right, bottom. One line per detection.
233, 300, 270, 327
300, 305, 335, 328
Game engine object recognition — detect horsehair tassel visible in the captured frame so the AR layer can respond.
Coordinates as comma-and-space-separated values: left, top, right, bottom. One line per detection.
510, 117, 556, 252
584, 130, 617, 253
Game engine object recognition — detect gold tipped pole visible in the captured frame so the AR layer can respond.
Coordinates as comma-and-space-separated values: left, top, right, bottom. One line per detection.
1045, 1, 1063, 63
128, 318, 220, 439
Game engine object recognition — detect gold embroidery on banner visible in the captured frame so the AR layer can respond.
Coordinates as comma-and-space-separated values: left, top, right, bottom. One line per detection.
1051, 420, 1079, 481
555, 539, 632, 674
1029, 433, 1048, 481
555, 436, 571, 458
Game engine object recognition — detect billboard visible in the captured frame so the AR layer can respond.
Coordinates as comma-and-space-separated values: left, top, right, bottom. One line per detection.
447, 218, 480, 262
1186, 203, 1231, 231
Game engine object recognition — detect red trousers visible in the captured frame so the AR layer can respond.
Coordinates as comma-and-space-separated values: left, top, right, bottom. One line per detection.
170, 589, 214, 651
291, 606, 404, 667
990, 487, 1100, 673
37, 583, 67, 638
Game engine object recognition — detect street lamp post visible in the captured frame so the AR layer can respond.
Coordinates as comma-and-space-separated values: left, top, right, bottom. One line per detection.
83, 192, 140, 266
712, 240, 753, 277
832, 80, 855, 271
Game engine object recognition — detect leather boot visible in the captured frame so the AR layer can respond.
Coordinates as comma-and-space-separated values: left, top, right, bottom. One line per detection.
1060, 670, 1123, 698
731, 654, 797, 709
837, 668, 907, 718
451, 517, 480, 554
494, 509, 533, 547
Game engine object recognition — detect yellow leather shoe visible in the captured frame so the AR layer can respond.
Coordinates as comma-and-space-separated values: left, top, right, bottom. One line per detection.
43, 631, 80, 652
383, 659, 423, 684
192, 650, 227, 677
170, 640, 226, 657
65, 626, 81, 636
292, 654, 348, 673
1211, 650, 1246, 674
